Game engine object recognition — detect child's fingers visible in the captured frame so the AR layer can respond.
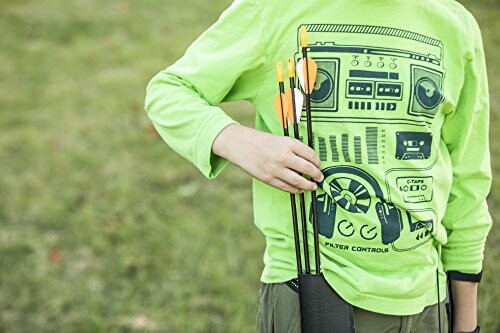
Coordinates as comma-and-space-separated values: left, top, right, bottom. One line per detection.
279, 169, 317, 192
291, 140, 322, 169
287, 154, 324, 182
268, 178, 303, 194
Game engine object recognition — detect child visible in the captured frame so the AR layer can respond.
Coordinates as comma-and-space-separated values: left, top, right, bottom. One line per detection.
145, 0, 491, 332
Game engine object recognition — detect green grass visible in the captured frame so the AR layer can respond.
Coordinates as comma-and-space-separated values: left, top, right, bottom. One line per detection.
0, 0, 498, 331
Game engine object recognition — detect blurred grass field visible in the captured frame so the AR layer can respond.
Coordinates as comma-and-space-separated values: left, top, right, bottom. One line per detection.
0, 0, 498, 332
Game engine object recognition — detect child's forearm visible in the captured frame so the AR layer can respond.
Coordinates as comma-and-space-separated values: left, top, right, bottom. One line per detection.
451, 280, 478, 333
212, 123, 323, 194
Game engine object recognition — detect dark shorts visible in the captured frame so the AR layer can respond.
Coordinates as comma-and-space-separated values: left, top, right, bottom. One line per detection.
257, 282, 448, 333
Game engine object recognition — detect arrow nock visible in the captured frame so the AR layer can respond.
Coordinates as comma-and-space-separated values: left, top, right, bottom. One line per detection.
276, 62, 285, 83
288, 58, 295, 78
300, 26, 308, 49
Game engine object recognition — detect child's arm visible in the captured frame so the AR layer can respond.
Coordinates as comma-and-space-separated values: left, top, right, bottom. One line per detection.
451, 281, 478, 333
146, 0, 266, 179
212, 123, 323, 194
440, 14, 491, 331
145, 0, 323, 191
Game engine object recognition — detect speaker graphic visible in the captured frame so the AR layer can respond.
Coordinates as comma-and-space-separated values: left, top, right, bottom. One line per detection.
308, 59, 339, 111
408, 65, 444, 118
312, 165, 403, 244
329, 177, 371, 213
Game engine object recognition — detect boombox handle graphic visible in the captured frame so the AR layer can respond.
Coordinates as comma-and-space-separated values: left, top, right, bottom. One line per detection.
316, 165, 403, 245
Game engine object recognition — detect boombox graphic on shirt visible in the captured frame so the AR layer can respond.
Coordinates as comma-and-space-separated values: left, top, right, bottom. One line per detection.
295, 24, 446, 252
294, 24, 445, 122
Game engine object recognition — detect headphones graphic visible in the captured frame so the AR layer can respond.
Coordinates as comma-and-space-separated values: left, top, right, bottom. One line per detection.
313, 165, 403, 245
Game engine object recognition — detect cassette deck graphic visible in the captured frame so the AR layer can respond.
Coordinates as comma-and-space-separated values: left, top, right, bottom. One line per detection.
395, 132, 433, 160
397, 176, 434, 203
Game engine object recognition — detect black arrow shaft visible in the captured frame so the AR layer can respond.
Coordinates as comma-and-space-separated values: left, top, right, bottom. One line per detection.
278, 82, 303, 274
302, 48, 321, 274
289, 77, 310, 274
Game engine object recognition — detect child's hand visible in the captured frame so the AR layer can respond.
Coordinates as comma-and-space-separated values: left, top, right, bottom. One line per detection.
213, 124, 324, 194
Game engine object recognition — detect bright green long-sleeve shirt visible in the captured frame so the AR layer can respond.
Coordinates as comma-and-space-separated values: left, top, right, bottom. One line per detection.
145, 0, 492, 315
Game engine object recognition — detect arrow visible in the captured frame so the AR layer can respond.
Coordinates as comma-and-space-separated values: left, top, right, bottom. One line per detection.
300, 26, 321, 274
275, 61, 302, 274
285, 58, 310, 274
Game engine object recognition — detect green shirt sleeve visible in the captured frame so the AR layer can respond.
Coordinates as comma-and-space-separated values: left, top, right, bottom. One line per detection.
145, 0, 266, 178
440, 19, 492, 274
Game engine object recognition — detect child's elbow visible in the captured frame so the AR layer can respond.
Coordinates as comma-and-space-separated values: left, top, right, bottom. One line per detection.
144, 72, 164, 115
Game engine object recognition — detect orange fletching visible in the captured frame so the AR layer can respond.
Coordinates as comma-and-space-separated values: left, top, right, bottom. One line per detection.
302, 58, 318, 94
274, 93, 289, 128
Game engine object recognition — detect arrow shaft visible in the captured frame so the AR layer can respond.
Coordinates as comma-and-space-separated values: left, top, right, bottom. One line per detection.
289, 78, 301, 137
289, 76, 310, 274
302, 47, 321, 274
278, 81, 302, 274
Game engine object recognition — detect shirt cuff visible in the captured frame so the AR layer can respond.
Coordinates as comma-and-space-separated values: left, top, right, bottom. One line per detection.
447, 270, 483, 283
194, 111, 238, 179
